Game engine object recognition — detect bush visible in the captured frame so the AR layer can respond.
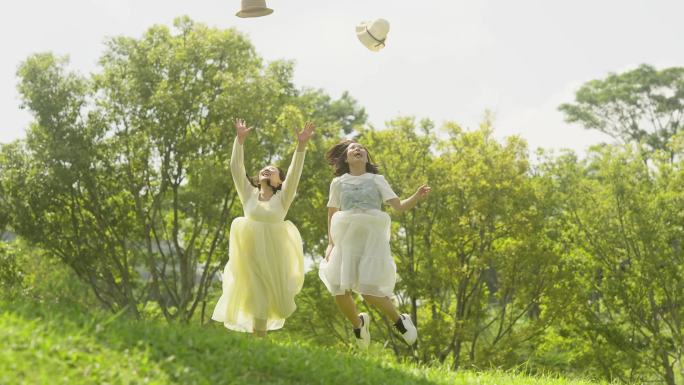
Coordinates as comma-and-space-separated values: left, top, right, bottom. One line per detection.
0, 241, 24, 298
0, 238, 97, 307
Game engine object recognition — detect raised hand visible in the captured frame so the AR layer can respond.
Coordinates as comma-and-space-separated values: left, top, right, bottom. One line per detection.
296, 121, 315, 144
415, 184, 431, 200
234, 118, 253, 144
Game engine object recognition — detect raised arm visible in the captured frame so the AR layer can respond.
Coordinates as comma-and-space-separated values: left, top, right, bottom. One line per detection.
280, 121, 315, 210
231, 118, 254, 203
386, 184, 431, 213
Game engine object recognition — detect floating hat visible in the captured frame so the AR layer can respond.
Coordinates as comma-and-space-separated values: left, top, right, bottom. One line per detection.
356, 19, 390, 52
236, 0, 273, 18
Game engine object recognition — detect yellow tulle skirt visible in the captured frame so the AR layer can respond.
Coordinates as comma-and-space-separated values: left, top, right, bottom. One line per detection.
212, 217, 304, 332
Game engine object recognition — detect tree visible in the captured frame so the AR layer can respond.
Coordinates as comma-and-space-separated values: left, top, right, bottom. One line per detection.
291, 116, 569, 370
545, 140, 684, 385
420, 118, 568, 370
559, 64, 684, 159
1, 17, 365, 322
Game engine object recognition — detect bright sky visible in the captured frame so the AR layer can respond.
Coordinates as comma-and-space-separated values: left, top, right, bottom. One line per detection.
2, 0, 683, 154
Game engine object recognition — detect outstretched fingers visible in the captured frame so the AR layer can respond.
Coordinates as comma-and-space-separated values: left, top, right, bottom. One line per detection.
234, 118, 253, 134
305, 121, 316, 134
296, 121, 316, 142
417, 184, 431, 198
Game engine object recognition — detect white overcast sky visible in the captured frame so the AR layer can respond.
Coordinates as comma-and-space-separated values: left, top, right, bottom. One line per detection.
1, 0, 683, 154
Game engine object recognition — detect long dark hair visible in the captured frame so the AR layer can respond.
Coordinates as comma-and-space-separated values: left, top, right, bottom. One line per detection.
325, 139, 379, 177
247, 167, 286, 194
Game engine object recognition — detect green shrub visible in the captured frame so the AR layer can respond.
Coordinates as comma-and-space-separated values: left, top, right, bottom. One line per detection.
0, 242, 23, 297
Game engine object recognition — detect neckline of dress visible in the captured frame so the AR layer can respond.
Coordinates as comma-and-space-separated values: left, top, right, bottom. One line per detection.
344, 172, 371, 178
255, 188, 276, 202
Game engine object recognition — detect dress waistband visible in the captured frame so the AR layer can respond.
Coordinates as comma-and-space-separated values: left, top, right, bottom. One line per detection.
340, 208, 382, 214
244, 216, 283, 224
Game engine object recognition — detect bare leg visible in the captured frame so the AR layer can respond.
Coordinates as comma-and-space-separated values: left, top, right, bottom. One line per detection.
253, 318, 267, 337
335, 291, 362, 328
361, 294, 400, 321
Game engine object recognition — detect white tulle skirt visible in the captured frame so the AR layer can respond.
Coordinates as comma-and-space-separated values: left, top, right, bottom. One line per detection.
319, 209, 396, 297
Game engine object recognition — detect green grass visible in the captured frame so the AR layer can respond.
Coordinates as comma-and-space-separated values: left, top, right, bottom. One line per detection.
0, 301, 605, 385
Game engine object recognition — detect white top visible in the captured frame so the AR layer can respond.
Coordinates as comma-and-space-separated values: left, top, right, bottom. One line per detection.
327, 173, 397, 210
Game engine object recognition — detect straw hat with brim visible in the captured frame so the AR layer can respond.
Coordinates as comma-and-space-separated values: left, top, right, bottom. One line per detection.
356, 18, 390, 52
236, 0, 273, 18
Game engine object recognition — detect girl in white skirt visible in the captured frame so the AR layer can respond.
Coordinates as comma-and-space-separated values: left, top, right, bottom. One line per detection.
212, 118, 314, 337
319, 140, 430, 348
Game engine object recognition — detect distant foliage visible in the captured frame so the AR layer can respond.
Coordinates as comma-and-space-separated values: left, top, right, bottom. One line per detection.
0, 17, 366, 322
2, 19, 683, 385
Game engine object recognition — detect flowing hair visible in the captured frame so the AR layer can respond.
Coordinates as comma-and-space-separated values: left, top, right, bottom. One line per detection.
325, 139, 379, 177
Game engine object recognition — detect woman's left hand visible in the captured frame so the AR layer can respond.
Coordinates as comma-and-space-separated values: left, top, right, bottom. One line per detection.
296, 121, 316, 143
415, 184, 431, 199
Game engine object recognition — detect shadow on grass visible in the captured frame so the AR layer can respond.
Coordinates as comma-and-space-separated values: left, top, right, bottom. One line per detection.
3, 300, 439, 385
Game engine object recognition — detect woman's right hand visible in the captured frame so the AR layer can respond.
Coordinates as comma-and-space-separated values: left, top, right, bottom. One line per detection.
234, 118, 253, 144
296, 121, 316, 143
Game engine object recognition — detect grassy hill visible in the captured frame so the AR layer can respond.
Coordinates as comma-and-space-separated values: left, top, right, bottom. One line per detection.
0, 301, 604, 385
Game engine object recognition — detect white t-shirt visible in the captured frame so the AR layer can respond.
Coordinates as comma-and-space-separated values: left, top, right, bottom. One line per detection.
327, 173, 398, 210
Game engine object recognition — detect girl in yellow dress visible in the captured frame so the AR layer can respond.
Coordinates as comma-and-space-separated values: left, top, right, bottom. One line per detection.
212, 118, 315, 336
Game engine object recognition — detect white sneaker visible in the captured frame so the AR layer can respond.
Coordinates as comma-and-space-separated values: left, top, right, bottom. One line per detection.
395, 313, 417, 345
354, 313, 371, 349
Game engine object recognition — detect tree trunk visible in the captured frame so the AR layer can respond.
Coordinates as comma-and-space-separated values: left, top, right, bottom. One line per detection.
452, 339, 462, 371
658, 349, 676, 385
